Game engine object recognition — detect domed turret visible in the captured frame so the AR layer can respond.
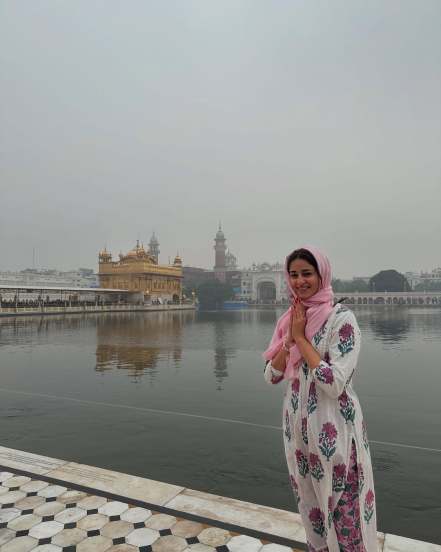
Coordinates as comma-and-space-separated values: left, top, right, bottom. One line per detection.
173, 252, 183, 267
148, 232, 160, 263
216, 221, 225, 240
99, 247, 112, 263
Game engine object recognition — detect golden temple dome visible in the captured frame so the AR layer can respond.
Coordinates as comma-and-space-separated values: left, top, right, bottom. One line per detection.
173, 252, 183, 266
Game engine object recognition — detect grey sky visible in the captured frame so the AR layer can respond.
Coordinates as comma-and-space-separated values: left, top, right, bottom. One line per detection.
1, 1, 440, 278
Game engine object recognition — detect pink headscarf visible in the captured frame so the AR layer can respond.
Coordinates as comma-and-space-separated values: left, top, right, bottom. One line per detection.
263, 245, 334, 381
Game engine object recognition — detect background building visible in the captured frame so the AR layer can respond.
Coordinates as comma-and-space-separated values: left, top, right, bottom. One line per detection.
0, 268, 98, 288
98, 239, 182, 303
238, 262, 288, 303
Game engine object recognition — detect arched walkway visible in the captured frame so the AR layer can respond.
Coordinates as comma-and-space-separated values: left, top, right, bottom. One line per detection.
257, 281, 276, 303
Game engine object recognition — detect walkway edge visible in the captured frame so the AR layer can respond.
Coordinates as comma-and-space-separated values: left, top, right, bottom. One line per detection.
0, 446, 439, 551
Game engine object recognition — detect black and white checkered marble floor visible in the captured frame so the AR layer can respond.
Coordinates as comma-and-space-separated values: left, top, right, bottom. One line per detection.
0, 470, 302, 552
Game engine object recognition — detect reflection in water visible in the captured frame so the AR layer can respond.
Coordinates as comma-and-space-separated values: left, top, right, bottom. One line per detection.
0, 314, 99, 347
368, 310, 410, 344
95, 312, 187, 382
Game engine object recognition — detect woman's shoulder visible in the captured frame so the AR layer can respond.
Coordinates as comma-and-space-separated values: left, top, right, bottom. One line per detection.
331, 303, 359, 329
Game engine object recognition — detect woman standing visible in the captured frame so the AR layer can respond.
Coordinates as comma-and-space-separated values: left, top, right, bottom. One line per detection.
264, 246, 377, 552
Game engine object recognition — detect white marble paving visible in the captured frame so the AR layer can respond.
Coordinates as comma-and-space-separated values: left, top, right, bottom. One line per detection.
125, 527, 160, 546
37, 484, 68, 498
54, 505, 87, 524
227, 534, 263, 552
120, 506, 152, 523
28, 520, 64, 539
165, 488, 306, 542
47, 461, 184, 506
0, 446, 68, 475
98, 499, 129, 516
0, 471, 14, 482
0, 508, 21, 524
384, 533, 441, 552
1, 448, 439, 552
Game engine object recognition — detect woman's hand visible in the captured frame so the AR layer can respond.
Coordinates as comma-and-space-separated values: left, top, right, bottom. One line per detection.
291, 298, 307, 341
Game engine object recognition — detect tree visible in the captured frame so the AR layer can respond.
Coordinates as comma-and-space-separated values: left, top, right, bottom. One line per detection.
414, 280, 441, 291
196, 281, 234, 309
332, 278, 369, 292
369, 270, 411, 292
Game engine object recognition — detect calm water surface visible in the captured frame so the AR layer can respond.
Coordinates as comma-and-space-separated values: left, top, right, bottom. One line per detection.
0, 308, 440, 544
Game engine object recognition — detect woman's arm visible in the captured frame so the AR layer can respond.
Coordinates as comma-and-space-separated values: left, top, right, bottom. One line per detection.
271, 344, 289, 372
290, 301, 321, 370
294, 335, 321, 370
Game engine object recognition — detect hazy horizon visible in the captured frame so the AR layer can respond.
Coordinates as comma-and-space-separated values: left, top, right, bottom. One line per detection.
1, 1, 440, 279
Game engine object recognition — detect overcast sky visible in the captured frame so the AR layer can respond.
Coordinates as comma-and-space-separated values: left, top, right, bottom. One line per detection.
1, 1, 440, 278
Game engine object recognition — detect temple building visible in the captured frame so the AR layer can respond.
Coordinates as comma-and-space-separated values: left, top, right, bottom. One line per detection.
98, 237, 183, 303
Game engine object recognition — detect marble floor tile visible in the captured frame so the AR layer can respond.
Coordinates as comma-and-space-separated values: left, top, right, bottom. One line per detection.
77, 513, 109, 531
183, 544, 216, 552
0, 471, 14, 482
100, 519, 134, 539
197, 527, 231, 547
0, 535, 38, 552
57, 488, 88, 504
7, 513, 42, 531
77, 494, 107, 510
98, 500, 129, 516
106, 545, 138, 552
0, 527, 15, 547
0, 490, 26, 504
76, 534, 113, 552
33, 500, 65, 517
28, 520, 64, 539
51, 527, 87, 547
2, 475, 31, 488
19, 480, 49, 493
145, 513, 177, 530
120, 506, 152, 523
0, 507, 21, 524
31, 545, 62, 552
171, 519, 204, 538
0, 485, 11, 496
227, 534, 264, 552
152, 534, 187, 552
54, 505, 87, 524
37, 484, 67, 499
126, 526, 160, 546
14, 494, 46, 510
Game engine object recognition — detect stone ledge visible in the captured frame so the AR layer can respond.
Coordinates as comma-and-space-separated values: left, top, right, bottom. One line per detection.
1, 446, 439, 551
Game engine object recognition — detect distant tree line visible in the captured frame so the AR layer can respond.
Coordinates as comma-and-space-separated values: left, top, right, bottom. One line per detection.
413, 280, 441, 291
196, 281, 234, 309
333, 270, 413, 293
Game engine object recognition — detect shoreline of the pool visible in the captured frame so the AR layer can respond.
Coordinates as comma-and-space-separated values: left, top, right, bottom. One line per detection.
0, 446, 439, 552
0, 304, 196, 317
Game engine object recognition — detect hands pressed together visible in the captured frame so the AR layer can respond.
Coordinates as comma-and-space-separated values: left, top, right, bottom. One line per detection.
284, 297, 307, 349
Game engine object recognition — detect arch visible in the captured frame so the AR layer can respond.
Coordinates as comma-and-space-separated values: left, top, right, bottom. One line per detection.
257, 281, 277, 303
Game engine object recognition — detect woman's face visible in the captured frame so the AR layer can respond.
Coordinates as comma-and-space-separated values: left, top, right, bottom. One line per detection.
288, 258, 321, 300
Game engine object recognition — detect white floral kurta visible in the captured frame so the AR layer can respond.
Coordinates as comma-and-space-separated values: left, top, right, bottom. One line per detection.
264, 304, 377, 552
